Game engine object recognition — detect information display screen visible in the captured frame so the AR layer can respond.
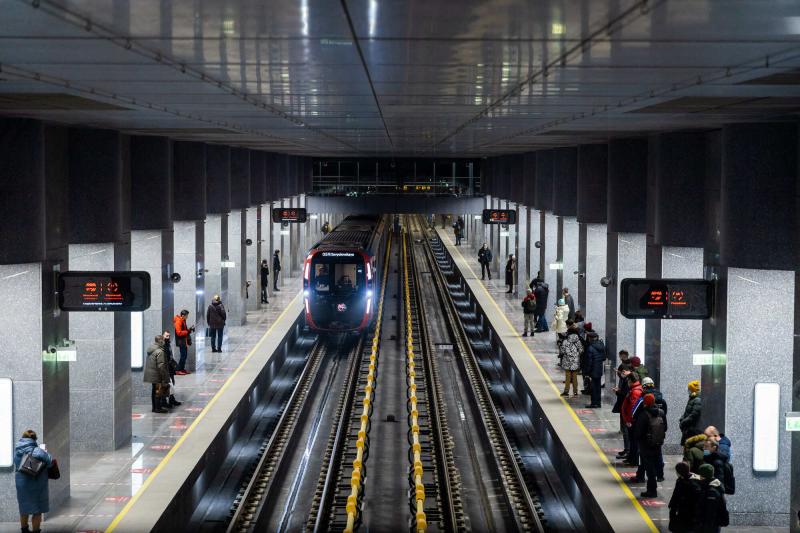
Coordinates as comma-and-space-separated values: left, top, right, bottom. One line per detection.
620, 278, 712, 319
58, 271, 151, 312
272, 208, 308, 223
481, 209, 517, 225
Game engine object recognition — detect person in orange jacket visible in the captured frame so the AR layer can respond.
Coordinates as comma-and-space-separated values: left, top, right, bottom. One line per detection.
173, 309, 195, 374
622, 372, 644, 467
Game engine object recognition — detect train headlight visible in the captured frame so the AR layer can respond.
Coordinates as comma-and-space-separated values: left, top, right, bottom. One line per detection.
304, 290, 309, 297
367, 290, 373, 298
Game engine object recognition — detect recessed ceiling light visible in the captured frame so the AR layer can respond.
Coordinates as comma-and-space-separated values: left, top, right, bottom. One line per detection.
551, 22, 565, 35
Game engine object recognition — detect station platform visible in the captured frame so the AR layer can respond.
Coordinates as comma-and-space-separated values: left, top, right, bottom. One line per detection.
434, 229, 777, 533
0, 280, 302, 533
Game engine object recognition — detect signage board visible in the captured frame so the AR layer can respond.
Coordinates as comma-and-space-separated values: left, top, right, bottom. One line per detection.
481, 209, 517, 225
272, 207, 308, 223
58, 271, 151, 312
620, 278, 712, 319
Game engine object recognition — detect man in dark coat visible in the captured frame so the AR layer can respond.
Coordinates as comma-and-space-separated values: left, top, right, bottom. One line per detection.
694, 463, 730, 532
612, 364, 633, 459
478, 243, 492, 280
504, 254, 516, 293
162, 332, 181, 408
206, 295, 227, 353
584, 332, 606, 408
144, 335, 169, 413
272, 249, 282, 291
562, 287, 575, 321
532, 279, 548, 331
260, 259, 270, 304
669, 461, 700, 532
632, 393, 666, 498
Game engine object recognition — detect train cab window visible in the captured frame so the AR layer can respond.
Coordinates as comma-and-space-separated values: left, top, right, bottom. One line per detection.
314, 265, 331, 292
311, 255, 364, 296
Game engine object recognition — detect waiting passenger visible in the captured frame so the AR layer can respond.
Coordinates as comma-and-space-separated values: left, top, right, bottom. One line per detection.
703, 440, 734, 495
553, 298, 570, 338
679, 380, 703, 445
478, 243, 492, 280
559, 324, 583, 397
683, 431, 708, 473
161, 332, 181, 409
632, 393, 666, 498
622, 372, 644, 467
521, 289, 537, 337
144, 335, 170, 414
694, 464, 730, 532
207, 295, 227, 353
584, 331, 606, 408
532, 278, 548, 331
273, 250, 281, 291
630, 356, 649, 382
669, 462, 700, 532
704, 425, 732, 461
561, 287, 575, 321
504, 254, 516, 294
573, 309, 585, 337
14, 430, 54, 533
612, 363, 634, 459
260, 259, 270, 304
641, 377, 666, 481
619, 349, 631, 365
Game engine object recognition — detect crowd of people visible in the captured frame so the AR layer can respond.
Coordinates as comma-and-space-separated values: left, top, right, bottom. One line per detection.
512, 270, 734, 531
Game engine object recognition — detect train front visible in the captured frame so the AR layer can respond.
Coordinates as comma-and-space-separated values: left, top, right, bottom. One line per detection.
304, 248, 373, 333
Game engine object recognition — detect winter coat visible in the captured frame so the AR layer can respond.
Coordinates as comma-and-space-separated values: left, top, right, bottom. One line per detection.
260, 264, 269, 284
143, 342, 169, 384
505, 259, 516, 285
585, 340, 606, 379
173, 314, 191, 347
718, 434, 732, 460
521, 295, 537, 314
478, 247, 492, 264
533, 284, 548, 314
704, 451, 732, 493
207, 301, 227, 329
669, 474, 701, 532
164, 339, 176, 379
273, 253, 281, 273
694, 479, 729, 532
632, 405, 666, 457
622, 382, 643, 425
559, 332, 583, 371
634, 364, 649, 382
612, 374, 630, 414
679, 394, 702, 434
643, 387, 668, 418
553, 304, 570, 334
13, 438, 52, 515
563, 293, 575, 320
683, 433, 708, 473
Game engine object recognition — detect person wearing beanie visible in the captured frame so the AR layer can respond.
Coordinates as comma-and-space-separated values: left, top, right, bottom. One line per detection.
553, 298, 570, 338
521, 288, 537, 337
632, 393, 666, 497
583, 330, 606, 408
669, 461, 701, 532
640, 377, 668, 481
683, 431, 708, 473
679, 380, 703, 445
695, 463, 730, 531
630, 356, 649, 382
622, 372, 644, 467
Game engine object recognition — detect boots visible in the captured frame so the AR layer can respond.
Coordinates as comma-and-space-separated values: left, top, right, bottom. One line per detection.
169, 395, 182, 407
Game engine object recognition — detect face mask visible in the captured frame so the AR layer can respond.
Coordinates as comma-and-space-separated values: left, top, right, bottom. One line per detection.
703, 450, 710, 456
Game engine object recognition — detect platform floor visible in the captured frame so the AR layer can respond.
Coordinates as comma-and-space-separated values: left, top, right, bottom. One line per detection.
445, 233, 781, 533
0, 279, 301, 533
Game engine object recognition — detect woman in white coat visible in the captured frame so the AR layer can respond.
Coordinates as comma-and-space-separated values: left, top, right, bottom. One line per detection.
553, 298, 570, 336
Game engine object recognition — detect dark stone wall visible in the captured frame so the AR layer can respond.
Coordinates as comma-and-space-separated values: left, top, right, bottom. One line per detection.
230, 148, 251, 209
552, 147, 578, 216
607, 138, 648, 233
576, 144, 608, 224
173, 142, 207, 221
131, 136, 172, 230
206, 145, 231, 214
535, 151, 554, 211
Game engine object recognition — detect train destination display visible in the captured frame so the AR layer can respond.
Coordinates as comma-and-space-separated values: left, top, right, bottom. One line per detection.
272, 207, 308, 223
58, 271, 151, 312
481, 209, 517, 225
620, 278, 713, 319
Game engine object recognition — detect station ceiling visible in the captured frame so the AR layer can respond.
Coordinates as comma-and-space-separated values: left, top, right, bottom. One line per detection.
1, 0, 800, 157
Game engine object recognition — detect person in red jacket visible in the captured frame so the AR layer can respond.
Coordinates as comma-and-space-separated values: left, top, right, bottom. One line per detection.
173, 309, 194, 375
622, 372, 644, 466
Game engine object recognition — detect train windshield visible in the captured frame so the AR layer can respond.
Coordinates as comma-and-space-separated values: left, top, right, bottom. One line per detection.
311, 252, 365, 295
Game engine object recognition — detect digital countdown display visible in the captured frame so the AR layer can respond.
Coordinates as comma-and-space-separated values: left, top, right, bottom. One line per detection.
272, 208, 308, 223
58, 271, 151, 312
482, 209, 517, 225
620, 278, 713, 320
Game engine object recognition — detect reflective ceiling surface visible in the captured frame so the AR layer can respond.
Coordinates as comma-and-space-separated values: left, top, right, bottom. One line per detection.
1, 0, 800, 156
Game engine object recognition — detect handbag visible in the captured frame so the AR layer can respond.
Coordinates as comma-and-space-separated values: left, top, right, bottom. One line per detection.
48, 458, 61, 480
18, 452, 46, 477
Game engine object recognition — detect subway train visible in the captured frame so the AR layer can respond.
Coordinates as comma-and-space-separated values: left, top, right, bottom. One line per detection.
303, 215, 388, 333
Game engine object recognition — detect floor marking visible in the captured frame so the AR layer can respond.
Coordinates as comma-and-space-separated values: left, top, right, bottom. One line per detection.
440, 231, 658, 533
106, 292, 302, 532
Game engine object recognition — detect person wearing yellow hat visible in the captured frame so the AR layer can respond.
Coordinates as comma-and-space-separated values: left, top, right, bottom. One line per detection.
679, 380, 702, 445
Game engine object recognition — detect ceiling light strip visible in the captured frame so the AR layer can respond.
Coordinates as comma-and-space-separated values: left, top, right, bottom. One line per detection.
434, 0, 662, 148
21, 0, 361, 153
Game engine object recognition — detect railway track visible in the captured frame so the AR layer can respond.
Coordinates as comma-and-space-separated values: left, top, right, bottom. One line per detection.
215, 215, 573, 533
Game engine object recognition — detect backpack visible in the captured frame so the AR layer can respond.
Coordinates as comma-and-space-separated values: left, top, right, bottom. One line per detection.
722, 461, 735, 495
646, 410, 666, 447
698, 483, 729, 528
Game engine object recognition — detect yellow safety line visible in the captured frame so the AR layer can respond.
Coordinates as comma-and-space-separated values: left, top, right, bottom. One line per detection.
344, 232, 392, 533
439, 230, 658, 533
403, 229, 427, 532
106, 292, 302, 533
